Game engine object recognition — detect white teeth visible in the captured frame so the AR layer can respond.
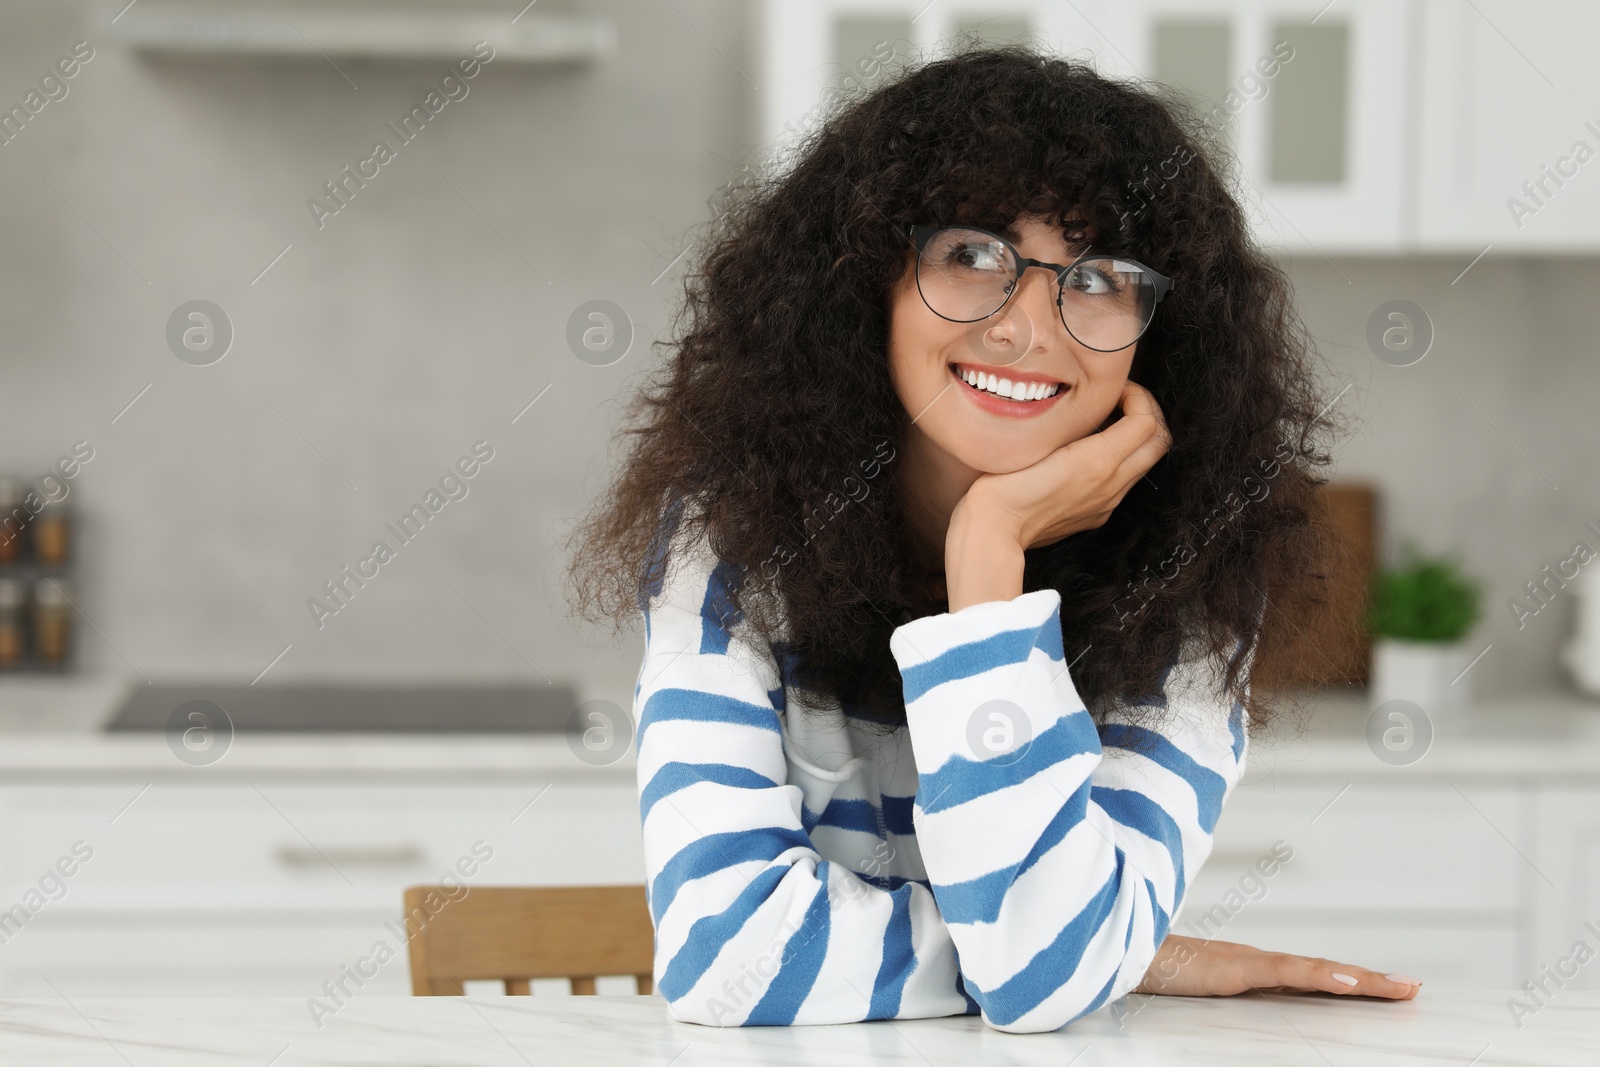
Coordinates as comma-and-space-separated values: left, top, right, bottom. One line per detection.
956, 367, 1061, 401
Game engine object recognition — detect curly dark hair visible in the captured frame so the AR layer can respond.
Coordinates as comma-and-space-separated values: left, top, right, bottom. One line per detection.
568, 44, 1346, 735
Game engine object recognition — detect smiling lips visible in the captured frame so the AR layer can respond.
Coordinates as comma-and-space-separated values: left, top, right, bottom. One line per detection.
949, 361, 1068, 418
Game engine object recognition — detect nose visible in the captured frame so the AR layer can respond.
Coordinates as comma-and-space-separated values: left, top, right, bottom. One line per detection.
990, 262, 1068, 348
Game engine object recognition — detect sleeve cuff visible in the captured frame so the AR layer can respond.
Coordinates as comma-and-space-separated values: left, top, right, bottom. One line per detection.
889, 588, 1062, 670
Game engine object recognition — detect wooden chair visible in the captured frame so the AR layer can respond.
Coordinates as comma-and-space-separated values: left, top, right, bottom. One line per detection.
403, 885, 655, 996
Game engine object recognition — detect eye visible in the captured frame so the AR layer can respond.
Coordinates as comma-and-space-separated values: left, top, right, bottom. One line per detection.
1064, 262, 1126, 296
923, 229, 1013, 276
946, 241, 1008, 274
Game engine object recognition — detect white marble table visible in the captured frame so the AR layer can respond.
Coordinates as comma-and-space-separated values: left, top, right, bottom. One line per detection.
0, 993, 1591, 1066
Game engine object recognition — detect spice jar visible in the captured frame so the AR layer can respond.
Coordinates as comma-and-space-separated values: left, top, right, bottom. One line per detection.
0, 479, 23, 565
32, 504, 71, 568
0, 579, 24, 668
32, 579, 71, 667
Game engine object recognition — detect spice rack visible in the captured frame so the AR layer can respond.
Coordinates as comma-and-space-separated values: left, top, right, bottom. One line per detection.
0, 477, 75, 672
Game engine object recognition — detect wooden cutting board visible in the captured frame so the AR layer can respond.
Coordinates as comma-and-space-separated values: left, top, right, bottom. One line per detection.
1251, 481, 1377, 691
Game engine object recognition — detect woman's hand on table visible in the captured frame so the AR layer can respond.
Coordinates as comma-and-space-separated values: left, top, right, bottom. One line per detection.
1133, 935, 1422, 1000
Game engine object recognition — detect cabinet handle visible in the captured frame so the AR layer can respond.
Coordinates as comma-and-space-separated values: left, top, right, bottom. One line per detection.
274, 845, 425, 868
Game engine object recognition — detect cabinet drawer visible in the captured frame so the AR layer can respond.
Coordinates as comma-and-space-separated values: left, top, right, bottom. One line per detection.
0, 782, 643, 910
1189, 782, 1525, 911
0, 912, 412, 997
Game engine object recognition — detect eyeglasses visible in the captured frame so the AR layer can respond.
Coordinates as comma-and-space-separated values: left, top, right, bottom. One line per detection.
907, 224, 1173, 353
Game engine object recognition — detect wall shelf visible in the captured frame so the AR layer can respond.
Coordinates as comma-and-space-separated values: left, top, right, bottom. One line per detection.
107, 3, 617, 64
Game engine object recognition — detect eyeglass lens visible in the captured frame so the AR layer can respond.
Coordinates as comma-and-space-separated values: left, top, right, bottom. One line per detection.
915, 227, 1159, 352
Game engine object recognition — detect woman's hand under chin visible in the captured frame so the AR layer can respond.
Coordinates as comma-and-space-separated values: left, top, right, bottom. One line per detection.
1134, 935, 1423, 1000
944, 380, 1172, 611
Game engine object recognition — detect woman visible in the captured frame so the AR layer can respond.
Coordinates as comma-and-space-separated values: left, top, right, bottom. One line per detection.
569, 46, 1419, 1033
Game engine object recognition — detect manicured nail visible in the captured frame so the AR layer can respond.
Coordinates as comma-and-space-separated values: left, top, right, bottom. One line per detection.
1385, 973, 1419, 985
1331, 973, 1358, 986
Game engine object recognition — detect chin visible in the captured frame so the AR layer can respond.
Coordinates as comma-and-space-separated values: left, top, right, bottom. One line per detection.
954, 438, 1064, 475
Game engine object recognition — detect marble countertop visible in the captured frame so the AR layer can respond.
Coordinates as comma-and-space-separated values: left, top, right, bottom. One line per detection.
3, 674, 1600, 781
0, 992, 1590, 1066
0, 676, 631, 778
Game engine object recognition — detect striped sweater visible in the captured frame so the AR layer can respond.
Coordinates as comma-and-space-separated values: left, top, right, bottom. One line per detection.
633, 517, 1250, 1033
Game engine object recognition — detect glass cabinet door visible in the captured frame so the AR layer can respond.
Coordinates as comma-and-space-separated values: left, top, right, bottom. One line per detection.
762, 0, 1411, 252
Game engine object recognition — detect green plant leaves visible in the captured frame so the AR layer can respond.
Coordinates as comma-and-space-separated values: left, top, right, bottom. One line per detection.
1367, 543, 1482, 643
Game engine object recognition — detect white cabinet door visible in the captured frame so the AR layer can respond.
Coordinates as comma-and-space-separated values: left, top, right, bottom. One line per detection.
760, 0, 1120, 155
1126, 0, 1413, 254
1416, 0, 1600, 252
1177, 779, 1530, 988
1188, 780, 1525, 912
1531, 787, 1600, 991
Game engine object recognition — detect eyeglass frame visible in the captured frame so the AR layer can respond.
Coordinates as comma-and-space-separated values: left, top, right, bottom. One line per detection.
906, 223, 1174, 351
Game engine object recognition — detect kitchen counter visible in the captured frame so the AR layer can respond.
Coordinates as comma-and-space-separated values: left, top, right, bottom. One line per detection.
0, 992, 1589, 1066
2, 675, 1600, 779
3, 671, 1600, 780
0, 675, 630, 778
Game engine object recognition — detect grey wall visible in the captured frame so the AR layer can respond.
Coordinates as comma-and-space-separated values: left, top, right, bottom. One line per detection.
1289, 255, 1600, 697
0, 0, 751, 706
0, 1, 1593, 707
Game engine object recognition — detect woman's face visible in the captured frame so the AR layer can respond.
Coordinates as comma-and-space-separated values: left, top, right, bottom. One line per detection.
887, 213, 1137, 475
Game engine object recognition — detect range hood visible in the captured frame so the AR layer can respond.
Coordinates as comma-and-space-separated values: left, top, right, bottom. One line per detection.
108, 2, 617, 63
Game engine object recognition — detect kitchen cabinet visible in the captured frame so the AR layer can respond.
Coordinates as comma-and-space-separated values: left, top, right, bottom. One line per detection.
1182, 780, 1532, 987
760, 0, 1600, 254
2, 692, 1598, 998
0, 775, 643, 998
1531, 787, 1600, 990
1414, 0, 1600, 252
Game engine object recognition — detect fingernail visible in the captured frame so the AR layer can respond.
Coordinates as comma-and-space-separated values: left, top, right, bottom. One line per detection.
1385, 973, 1419, 985
1331, 973, 1358, 986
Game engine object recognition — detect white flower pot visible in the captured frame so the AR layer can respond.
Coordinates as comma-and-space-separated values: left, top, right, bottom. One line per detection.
1561, 565, 1600, 696
1369, 638, 1474, 715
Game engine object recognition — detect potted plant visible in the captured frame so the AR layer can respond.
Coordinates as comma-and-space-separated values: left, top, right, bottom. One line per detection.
1367, 544, 1483, 714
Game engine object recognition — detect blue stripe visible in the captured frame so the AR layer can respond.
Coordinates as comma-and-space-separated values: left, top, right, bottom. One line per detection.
917, 713, 1099, 815
699, 559, 745, 654
969, 850, 1128, 1026
1227, 699, 1246, 761
899, 619, 1064, 704
637, 688, 781, 746
1144, 876, 1171, 942
649, 826, 812, 926
639, 761, 777, 822
1098, 723, 1228, 833
657, 865, 788, 1001
956, 971, 981, 1015
867, 883, 917, 1018
1093, 786, 1187, 906
745, 862, 833, 1024
638, 494, 686, 616
882, 794, 916, 836
815, 798, 879, 834
931, 787, 1083, 923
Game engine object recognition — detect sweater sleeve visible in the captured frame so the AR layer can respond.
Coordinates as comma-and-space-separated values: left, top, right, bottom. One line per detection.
889, 587, 1250, 1033
634, 525, 975, 1026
